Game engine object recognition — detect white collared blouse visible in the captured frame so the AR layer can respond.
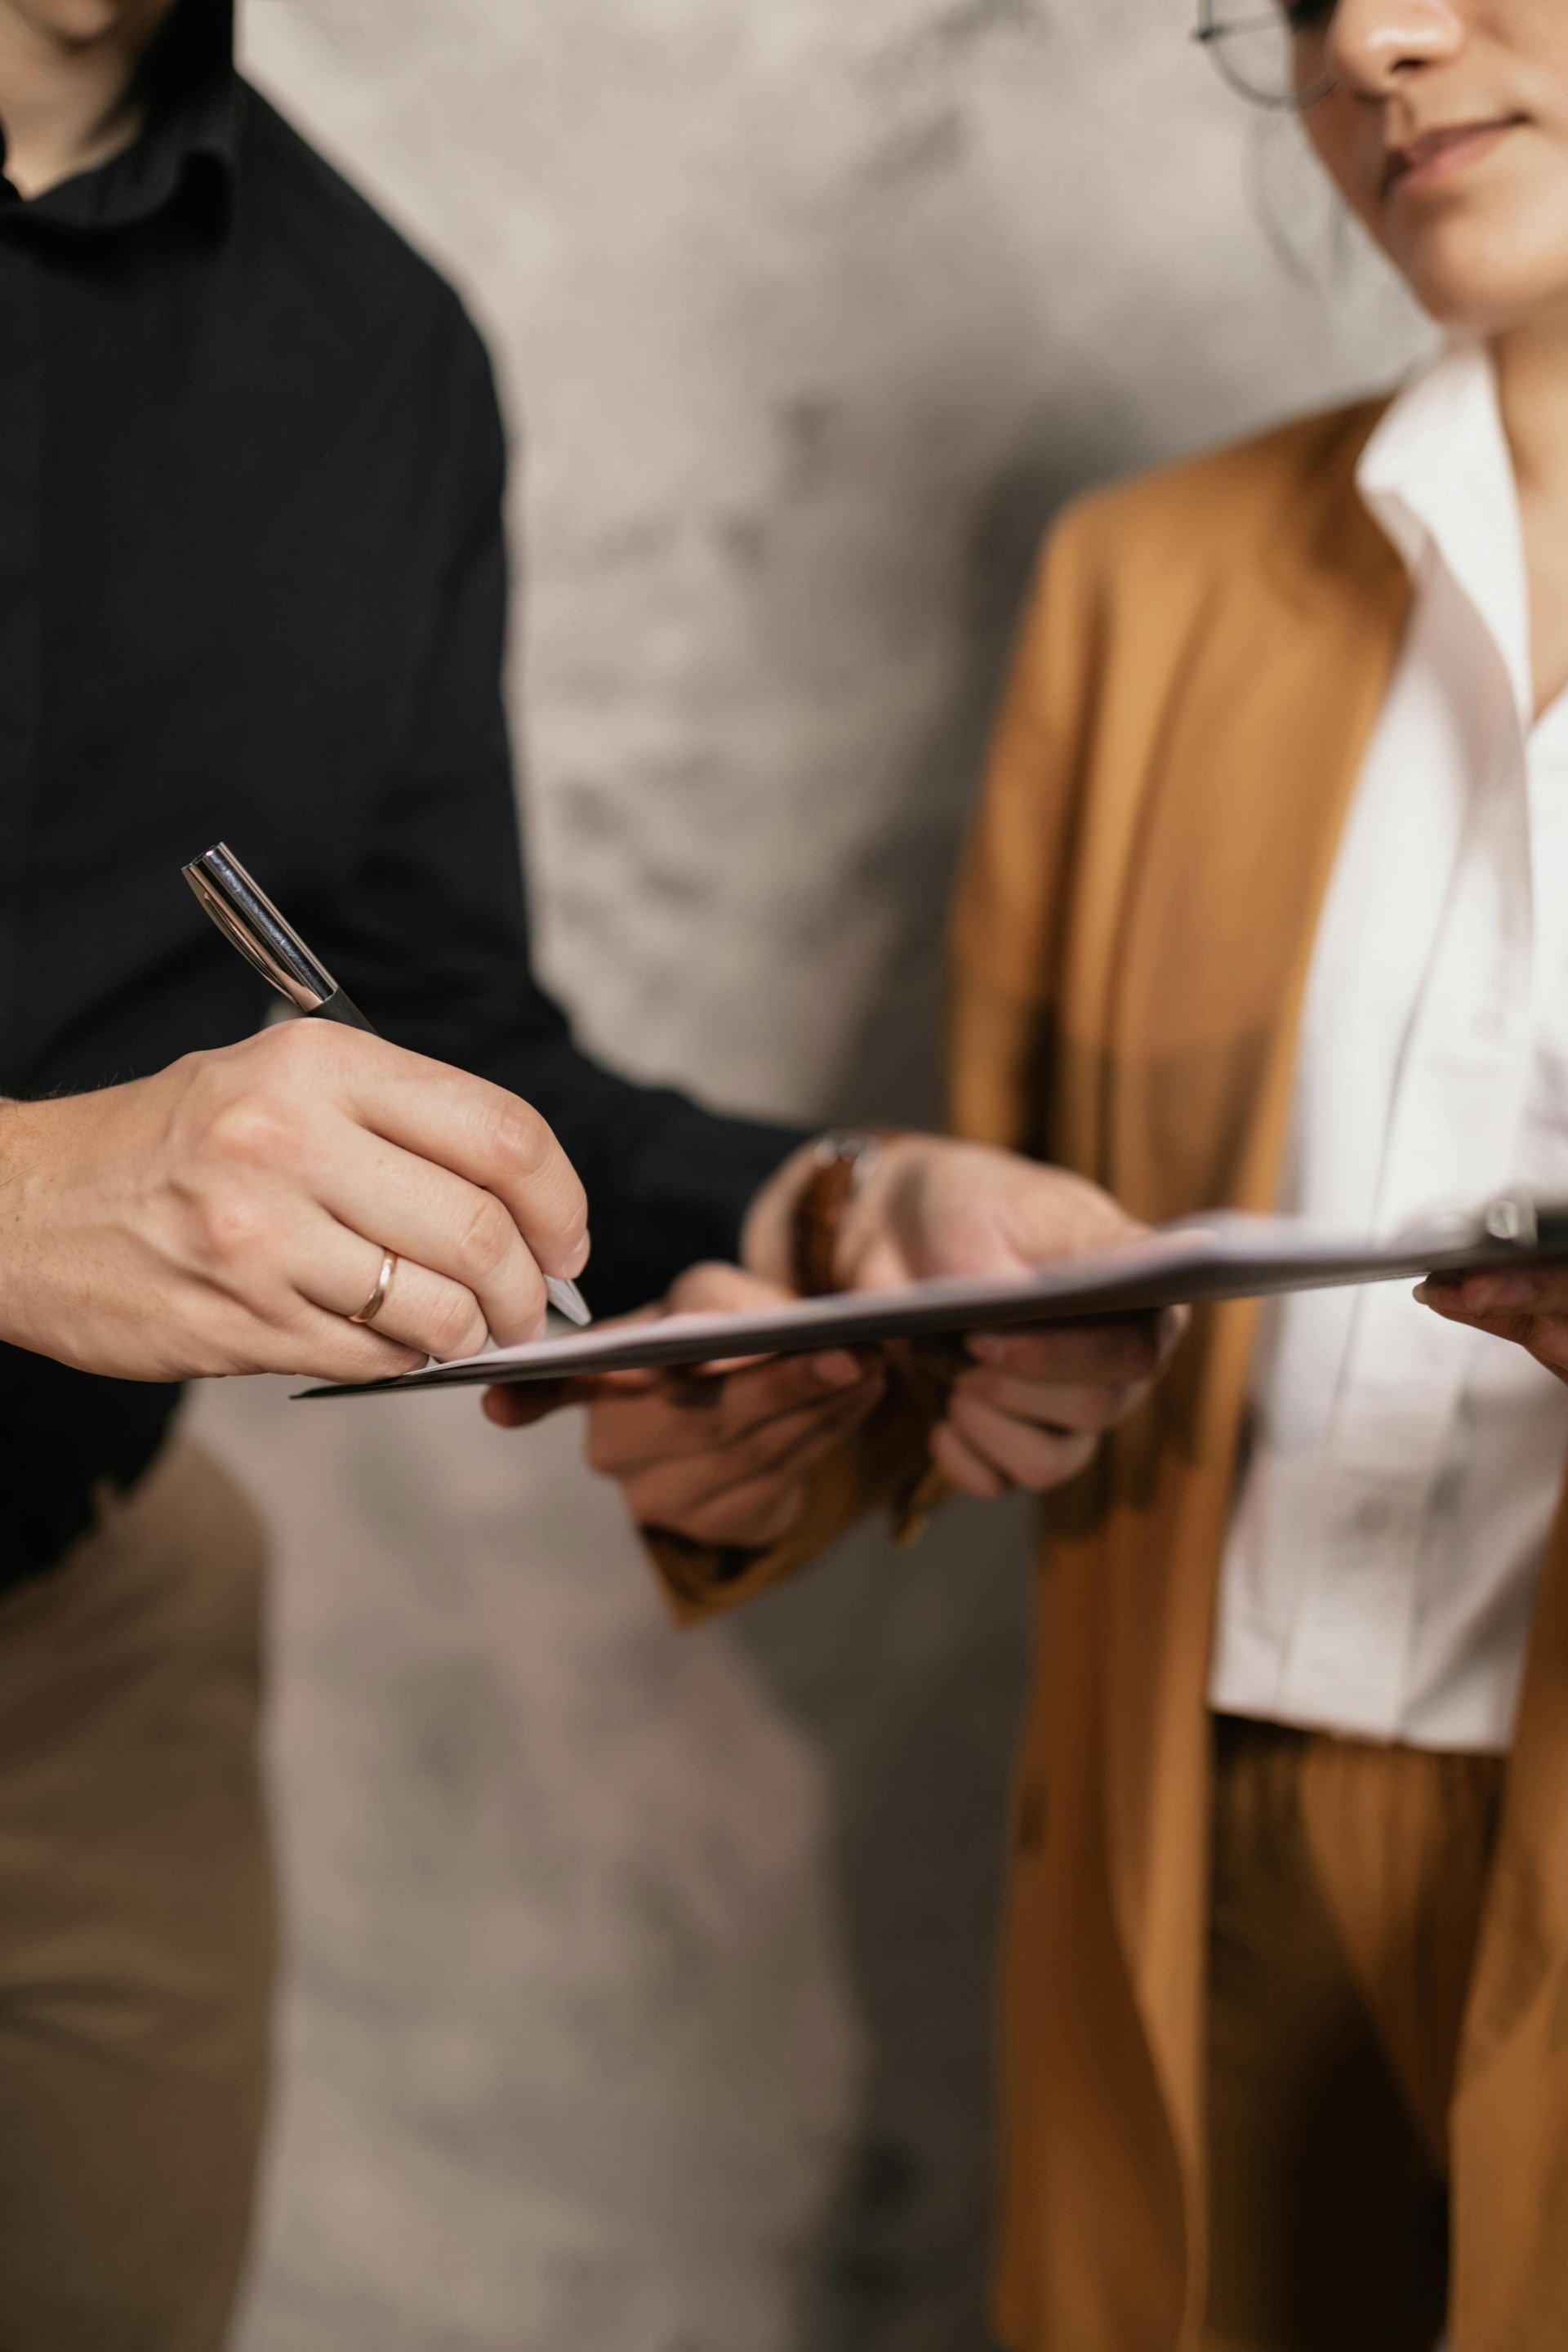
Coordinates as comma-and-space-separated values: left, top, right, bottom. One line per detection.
1209, 340, 1568, 1753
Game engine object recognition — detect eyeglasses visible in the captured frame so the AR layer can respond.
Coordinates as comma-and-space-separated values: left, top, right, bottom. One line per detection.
1192, 0, 1339, 112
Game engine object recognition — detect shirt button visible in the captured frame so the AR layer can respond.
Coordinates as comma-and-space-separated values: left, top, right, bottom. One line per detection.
1350, 1496, 1398, 1540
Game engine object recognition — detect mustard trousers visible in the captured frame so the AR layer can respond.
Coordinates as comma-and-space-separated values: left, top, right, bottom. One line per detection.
1205, 1714, 1506, 2352
0, 1441, 274, 2352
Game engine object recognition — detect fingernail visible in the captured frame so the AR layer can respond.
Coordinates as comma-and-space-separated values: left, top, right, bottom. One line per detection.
814, 1352, 862, 1388
566, 1229, 592, 1276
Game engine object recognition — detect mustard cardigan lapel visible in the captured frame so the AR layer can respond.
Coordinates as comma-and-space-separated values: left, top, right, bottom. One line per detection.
1102, 417, 1411, 1227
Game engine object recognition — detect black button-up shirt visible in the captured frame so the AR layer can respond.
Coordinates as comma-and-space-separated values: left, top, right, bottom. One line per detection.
0, 0, 797, 1578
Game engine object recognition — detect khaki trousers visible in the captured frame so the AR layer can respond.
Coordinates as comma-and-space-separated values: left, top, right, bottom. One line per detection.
0, 1440, 274, 2352
1203, 1715, 1506, 2352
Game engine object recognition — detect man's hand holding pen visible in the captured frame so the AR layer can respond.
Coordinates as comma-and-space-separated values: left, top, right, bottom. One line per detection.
0, 1019, 590, 1385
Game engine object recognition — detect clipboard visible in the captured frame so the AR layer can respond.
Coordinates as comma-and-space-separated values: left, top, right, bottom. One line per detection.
294, 1194, 1568, 1403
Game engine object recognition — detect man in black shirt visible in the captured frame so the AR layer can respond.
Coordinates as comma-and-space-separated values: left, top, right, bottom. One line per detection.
0, 0, 807, 1577
0, 2, 1164, 2343
0, 1, 819, 2337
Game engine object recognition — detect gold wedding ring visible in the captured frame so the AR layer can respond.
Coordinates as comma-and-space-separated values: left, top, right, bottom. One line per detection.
348, 1249, 399, 1328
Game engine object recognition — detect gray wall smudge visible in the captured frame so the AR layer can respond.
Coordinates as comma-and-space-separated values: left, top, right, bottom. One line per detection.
203, 6, 1428, 2347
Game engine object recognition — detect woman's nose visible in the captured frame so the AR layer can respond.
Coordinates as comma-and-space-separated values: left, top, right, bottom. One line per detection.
1325, 0, 1467, 92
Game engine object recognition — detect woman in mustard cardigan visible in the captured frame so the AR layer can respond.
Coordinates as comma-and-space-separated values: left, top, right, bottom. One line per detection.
517, 4, 1568, 2345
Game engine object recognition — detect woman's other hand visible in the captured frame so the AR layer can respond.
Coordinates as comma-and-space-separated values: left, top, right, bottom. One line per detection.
483, 1263, 887, 1551
931, 1310, 1183, 1500
1417, 1268, 1568, 1385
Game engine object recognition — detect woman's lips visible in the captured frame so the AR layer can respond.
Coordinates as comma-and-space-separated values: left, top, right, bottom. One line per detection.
1384, 117, 1525, 199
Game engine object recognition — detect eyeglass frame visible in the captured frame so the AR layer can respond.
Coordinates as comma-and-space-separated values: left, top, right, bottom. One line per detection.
1191, 0, 1339, 113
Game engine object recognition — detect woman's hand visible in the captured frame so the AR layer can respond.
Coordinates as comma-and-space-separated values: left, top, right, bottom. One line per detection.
747, 1132, 1185, 1499
483, 1263, 888, 1550
1417, 1267, 1568, 1383
0, 1020, 590, 1384
483, 1143, 1187, 1543
928, 1311, 1181, 1500
745, 1134, 1138, 1299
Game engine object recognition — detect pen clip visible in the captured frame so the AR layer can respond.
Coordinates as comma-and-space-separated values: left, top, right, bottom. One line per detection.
183, 842, 339, 1013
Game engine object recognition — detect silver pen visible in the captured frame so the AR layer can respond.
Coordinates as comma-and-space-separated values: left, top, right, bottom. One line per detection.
182, 842, 592, 1327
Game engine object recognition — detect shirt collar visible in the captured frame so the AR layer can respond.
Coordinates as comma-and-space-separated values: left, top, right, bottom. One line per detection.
0, 0, 238, 238
1357, 337, 1535, 728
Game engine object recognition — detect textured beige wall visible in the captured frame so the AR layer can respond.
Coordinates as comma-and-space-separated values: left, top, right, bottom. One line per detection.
201, 5, 1429, 2348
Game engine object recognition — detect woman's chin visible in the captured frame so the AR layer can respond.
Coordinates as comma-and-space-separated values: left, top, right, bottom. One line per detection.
1401, 261, 1568, 341
1393, 239, 1568, 340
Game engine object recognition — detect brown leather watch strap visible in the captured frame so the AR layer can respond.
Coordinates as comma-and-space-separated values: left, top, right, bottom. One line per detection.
791, 1131, 884, 1298
789, 1128, 950, 1555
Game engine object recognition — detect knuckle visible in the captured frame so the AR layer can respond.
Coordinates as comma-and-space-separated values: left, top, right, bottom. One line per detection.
425, 1285, 485, 1361
695, 1483, 800, 1549
1041, 1432, 1097, 1487
506, 1261, 549, 1341
733, 1423, 789, 1479
933, 1423, 1000, 1499
773, 1359, 832, 1408
947, 1392, 988, 1442
752, 1489, 806, 1544
1078, 1336, 1147, 1384
561, 1169, 590, 1236
1074, 1384, 1133, 1431
189, 1186, 274, 1266
1152, 1315, 1186, 1367
491, 1102, 552, 1182
456, 1191, 517, 1283
488, 1104, 587, 1245
795, 1410, 865, 1468
201, 1089, 305, 1174
261, 1014, 337, 1072
670, 1261, 750, 1315
717, 1397, 777, 1453
787, 1358, 839, 1404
